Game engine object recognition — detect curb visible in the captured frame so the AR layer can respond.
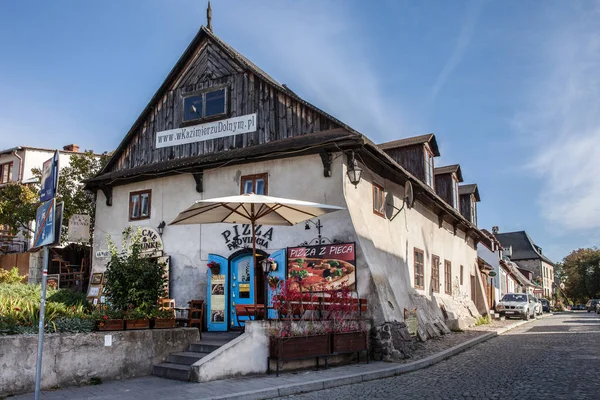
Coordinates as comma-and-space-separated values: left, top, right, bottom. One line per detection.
212, 316, 547, 400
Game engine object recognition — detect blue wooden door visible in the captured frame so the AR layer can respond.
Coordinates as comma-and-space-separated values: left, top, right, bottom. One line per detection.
230, 254, 255, 328
267, 249, 287, 319
206, 254, 228, 332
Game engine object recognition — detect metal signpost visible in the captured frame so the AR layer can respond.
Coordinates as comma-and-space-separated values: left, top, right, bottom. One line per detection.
34, 151, 60, 400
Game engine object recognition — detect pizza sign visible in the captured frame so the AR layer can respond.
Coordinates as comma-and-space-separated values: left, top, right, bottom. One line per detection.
286, 243, 356, 291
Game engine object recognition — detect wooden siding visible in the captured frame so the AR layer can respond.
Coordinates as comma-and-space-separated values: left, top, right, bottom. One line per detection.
435, 173, 453, 206
459, 194, 472, 222
383, 144, 425, 182
111, 38, 340, 172
0, 253, 29, 279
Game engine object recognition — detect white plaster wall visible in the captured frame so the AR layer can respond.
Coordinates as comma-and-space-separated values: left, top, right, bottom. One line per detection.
343, 161, 481, 330
92, 154, 355, 308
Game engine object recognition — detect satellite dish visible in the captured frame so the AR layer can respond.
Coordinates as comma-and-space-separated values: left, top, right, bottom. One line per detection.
404, 181, 414, 209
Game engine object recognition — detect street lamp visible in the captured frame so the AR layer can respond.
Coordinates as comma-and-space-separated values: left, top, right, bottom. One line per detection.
346, 151, 363, 187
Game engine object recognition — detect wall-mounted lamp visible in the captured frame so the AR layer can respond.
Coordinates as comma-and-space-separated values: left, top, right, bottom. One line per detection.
157, 221, 166, 236
346, 151, 363, 188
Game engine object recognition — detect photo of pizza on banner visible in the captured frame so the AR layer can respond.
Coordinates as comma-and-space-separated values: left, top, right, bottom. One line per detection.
287, 257, 356, 291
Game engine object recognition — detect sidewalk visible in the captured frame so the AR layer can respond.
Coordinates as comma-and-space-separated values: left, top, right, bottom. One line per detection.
9, 314, 551, 400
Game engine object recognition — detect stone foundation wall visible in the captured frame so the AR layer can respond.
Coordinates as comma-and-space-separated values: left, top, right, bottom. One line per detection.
0, 328, 199, 397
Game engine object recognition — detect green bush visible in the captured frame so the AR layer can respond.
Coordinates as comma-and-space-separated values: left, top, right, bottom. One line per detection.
475, 315, 490, 326
0, 267, 27, 284
48, 289, 91, 309
48, 317, 95, 333
104, 229, 167, 311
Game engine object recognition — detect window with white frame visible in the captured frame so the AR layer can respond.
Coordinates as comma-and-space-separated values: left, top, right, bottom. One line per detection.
424, 147, 434, 188
129, 190, 151, 220
0, 162, 13, 184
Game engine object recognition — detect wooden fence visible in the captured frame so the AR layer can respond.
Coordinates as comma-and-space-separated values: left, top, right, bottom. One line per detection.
0, 253, 30, 279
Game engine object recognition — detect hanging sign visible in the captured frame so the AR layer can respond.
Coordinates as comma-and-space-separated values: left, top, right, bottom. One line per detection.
68, 214, 90, 243
155, 113, 257, 148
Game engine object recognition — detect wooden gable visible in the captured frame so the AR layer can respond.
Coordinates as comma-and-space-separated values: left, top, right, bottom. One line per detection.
105, 26, 343, 174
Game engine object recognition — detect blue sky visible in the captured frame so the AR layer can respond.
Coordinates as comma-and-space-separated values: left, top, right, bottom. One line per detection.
1, 0, 599, 263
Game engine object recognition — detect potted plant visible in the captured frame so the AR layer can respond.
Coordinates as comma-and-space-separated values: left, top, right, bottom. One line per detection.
92, 308, 125, 331
207, 261, 221, 275
325, 287, 369, 356
268, 275, 280, 289
150, 306, 176, 329
124, 307, 150, 330
268, 281, 332, 375
267, 257, 278, 271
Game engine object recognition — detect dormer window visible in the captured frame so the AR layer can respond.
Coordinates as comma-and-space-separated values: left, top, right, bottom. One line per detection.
424, 146, 434, 188
470, 195, 477, 226
453, 175, 459, 209
183, 87, 227, 123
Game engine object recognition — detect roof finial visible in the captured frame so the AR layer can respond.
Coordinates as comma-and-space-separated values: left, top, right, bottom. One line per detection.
207, 1, 213, 32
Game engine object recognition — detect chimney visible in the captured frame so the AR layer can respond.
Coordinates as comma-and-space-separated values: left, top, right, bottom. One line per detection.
63, 144, 79, 152
492, 226, 499, 234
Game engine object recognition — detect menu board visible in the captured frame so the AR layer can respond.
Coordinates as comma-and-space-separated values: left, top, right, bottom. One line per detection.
210, 274, 226, 323
286, 242, 356, 291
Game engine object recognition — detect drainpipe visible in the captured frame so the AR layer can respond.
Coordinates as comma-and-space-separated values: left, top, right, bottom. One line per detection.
12, 149, 23, 182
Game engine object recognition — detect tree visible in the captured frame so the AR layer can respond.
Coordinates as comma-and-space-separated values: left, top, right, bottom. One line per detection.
0, 182, 38, 236
560, 248, 600, 303
0, 150, 109, 243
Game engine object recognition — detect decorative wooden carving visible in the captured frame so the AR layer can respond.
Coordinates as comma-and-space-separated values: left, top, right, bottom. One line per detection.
192, 172, 204, 193
452, 222, 459, 236
100, 186, 112, 207
320, 151, 333, 177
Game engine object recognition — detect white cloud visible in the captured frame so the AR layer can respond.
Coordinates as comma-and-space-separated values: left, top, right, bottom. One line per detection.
223, 1, 403, 142
514, 7, 600, 231
428, 0, 485, 104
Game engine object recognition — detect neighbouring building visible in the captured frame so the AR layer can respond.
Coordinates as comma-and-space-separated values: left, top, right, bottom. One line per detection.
495, 230, 555, 298
85, 21, 490, 344
0, 144, 81, 254
477, 229, 540, 309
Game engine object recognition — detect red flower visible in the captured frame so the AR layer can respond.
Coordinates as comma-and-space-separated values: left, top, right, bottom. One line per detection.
103, 315, 109, 320
13, 307, 21, 311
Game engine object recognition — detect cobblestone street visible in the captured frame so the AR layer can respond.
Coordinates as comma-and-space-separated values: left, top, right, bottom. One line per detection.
280, 312, 600, 400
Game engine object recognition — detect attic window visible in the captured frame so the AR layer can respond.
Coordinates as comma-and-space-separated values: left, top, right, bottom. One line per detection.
183, 88, 227, 123
470, 196, 477, 226
453, 175, 459, 209
424, 147, 434, 188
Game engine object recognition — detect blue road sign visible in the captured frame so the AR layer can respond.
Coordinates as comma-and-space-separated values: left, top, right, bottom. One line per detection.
33, 199, 55, 248
40, 151, 59, 202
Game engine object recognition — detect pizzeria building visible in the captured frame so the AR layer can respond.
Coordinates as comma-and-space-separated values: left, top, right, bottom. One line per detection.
85, 17, 490, 341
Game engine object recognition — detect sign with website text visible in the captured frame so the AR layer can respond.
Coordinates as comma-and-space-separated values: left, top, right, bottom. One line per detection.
155, 113, 257, 148
286, 242, 356, 291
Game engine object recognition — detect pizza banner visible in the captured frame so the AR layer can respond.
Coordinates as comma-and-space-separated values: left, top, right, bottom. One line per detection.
286, 242, 356, 291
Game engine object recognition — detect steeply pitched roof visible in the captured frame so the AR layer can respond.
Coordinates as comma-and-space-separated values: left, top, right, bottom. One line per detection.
503, 260, 538, 287
434, 164, 463, 182
495, 231, 554, 265
377, 134, 440, 156
100, 25, 359, 175
459, 184, 480, 201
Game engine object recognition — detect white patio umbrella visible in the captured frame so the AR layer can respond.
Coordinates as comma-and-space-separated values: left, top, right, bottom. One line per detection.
170, 193, 345, 303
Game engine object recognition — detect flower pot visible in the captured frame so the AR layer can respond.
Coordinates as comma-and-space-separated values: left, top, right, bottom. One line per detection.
210, 266, 220, 275
269, 334, 331, 360
125, 319, 150, 330
96, 319, 125, 331
152, 318, 176, 329
331, 331, 368, 354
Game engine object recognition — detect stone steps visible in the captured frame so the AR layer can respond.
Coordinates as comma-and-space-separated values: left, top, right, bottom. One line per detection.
152, 331, 239, 381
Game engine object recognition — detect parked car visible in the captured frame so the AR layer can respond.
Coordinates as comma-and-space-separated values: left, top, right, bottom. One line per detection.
533, 297, 543, 316
496, 293, 536, 320
586, 299, 599, 312
539, 298, 550, 313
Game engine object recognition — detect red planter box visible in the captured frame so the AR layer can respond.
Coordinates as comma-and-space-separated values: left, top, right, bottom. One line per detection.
269, 334, 331, 359
125, 319, 150, 330
97, 319, 125, 331
331, 331, 368, 354
152, 318, 176, 329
